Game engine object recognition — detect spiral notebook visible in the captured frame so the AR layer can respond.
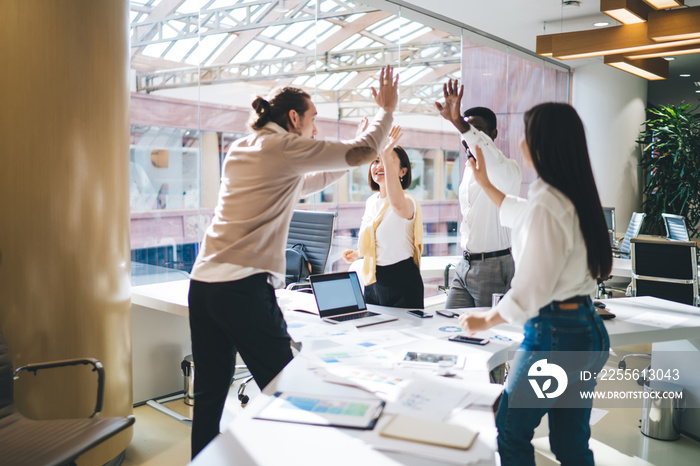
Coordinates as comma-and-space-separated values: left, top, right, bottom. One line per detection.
380, 414, 479, 450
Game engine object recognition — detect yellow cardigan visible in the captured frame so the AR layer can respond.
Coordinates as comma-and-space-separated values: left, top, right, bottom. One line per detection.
357, 192, 423, 286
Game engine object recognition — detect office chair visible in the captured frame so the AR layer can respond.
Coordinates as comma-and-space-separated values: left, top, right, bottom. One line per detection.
595, 206, 615, 298
662, 213, 690, 242
238, 210, 337, 406
597, 211, 646, 298
618, 237, 699, 382
603, 207, 616, 247
0, 325, 135, 466
613, 211, 646, 259
631, 237, 698, 306
284, 210, 337, 291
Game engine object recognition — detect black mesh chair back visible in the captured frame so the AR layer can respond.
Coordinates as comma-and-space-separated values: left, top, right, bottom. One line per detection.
619, 212, 646, 258
662, 213, 690, 242
631, 237, 698, 306
286, 210, 337, 275
603, 207, 615, 247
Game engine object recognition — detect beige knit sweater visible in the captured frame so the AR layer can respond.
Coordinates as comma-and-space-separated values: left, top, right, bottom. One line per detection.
196, 109, 393, 276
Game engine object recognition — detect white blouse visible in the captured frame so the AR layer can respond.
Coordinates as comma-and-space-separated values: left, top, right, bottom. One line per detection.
495, 178, 597, 325
361, 193, 418, 266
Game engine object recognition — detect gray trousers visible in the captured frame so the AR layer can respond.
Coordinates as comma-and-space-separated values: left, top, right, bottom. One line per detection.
445, 253, 515, 309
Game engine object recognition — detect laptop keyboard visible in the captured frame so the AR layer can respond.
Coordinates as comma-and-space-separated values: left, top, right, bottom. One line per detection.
330, 311, 379, 322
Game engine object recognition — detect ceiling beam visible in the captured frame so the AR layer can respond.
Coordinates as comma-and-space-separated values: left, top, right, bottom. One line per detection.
130, 0, 186, 57
131, 1, 378, 47
642, 0, 684, 8
540, 22, 700, 59
604, 54, 669, 79
316, 10, 392, 51
136, 39, 461, 92
601, 0, 653, 24
648, 5, 700, 41
624, 42, 700, 58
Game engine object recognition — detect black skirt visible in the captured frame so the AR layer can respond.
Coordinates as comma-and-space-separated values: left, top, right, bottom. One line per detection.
364, 257, 424, 309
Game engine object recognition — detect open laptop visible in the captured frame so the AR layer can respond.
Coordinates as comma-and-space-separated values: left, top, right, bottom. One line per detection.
309, 271, 397, 327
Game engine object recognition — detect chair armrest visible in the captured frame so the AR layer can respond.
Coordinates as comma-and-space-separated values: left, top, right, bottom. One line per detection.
14, 358, 105, 418
443, 263, 455, 289
286, 281, 313, 293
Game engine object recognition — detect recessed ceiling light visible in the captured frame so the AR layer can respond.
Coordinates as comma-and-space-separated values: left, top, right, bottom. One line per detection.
663, 57, 676, 61
594, 21, 610, 27
680, 73, 691, 77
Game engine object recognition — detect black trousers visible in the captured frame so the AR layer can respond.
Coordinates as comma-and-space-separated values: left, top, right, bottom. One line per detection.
188, 275, 293, 458
364, 257, 424, 309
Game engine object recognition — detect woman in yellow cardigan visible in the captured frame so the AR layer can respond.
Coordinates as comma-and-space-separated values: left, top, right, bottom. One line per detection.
343, 126, 424, 308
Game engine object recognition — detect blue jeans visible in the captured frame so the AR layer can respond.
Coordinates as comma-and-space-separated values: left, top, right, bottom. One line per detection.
496, 297, 609, 466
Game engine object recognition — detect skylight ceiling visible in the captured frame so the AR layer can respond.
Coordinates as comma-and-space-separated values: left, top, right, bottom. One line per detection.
130, 0, 461, 116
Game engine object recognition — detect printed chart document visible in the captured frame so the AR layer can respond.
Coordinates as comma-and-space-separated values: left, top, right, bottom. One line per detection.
254, 392, 385, 430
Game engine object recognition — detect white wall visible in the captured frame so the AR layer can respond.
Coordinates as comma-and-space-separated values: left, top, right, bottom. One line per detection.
572, 63, 647, 232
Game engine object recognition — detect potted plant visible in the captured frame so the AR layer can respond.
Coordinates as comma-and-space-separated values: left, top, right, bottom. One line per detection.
637, 103, 700, 238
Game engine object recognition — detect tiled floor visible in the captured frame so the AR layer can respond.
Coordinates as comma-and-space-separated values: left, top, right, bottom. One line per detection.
123, 380, 260, 466
123, 345, 700, 466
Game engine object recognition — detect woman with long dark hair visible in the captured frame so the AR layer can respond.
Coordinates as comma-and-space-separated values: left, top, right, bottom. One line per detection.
187, 66, 399, 459
459, 102, 612, 466
342, 126, 424, 308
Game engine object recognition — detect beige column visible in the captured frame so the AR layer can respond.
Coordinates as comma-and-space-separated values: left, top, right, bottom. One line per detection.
201, 132, 221, 208
432, 149, 446, 201
0, 1, 132, 464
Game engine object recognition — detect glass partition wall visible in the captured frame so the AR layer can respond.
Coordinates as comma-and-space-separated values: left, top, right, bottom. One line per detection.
128, 0, 570, 295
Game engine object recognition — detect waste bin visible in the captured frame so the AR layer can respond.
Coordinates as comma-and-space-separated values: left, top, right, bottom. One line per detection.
182, 354, 195, 406
641, 380, 683, 440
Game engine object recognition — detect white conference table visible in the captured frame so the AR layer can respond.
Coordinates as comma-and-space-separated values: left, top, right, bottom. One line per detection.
184, 294, 700, 466
190, 302, 522, 466
419, 255, 461, 281
131, 279, 700, 464
131, 278, 190, 317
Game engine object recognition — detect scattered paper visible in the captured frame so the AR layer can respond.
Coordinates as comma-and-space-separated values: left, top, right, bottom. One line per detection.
276, 289, 319, 314
589, 408, 608, 426
330, 329, 418, 350
626, 312, 687, 329
302, 344, 396, 369
386, 376, 475, 421
285, 321, 359, 342
454, 382, 503, 409
316, 365, 411, 398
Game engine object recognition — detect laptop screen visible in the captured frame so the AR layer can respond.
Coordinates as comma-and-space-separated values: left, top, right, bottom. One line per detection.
310, 272, 367, 317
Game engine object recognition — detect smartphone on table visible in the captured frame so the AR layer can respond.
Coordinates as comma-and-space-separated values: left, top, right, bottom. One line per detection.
407, 310, 433, 318
449, 335, 489, 345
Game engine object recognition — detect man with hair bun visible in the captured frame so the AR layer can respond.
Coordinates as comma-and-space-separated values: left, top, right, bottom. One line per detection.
187, 66, 399, 458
